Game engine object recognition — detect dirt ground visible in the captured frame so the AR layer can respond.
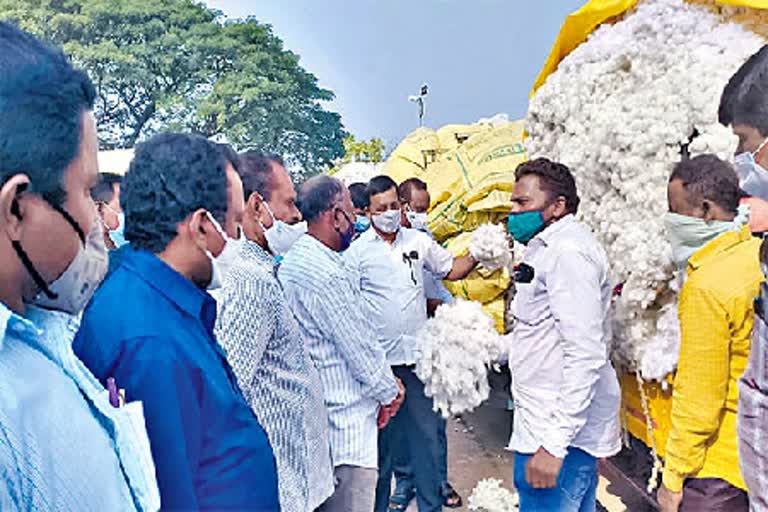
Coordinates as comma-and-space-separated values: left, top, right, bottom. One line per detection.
403, 396, 650, 511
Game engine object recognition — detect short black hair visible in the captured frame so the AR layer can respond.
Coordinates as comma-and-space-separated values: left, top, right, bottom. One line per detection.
0, 22, 96, 206
670, 154, 740, 213
298, 175, 345, 223
367, 175, 398, 201
515, 157, 580, 214
122, 133, 229, 253
719, 45, 768, 135
398, 178, 428, 204
238, 150, 284, 199
348, 182, 369, 209
91, 173, 123, 203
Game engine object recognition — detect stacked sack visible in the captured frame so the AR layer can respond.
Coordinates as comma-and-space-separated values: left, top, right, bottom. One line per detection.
526, 0, 768, 379
383, 116, 526, 332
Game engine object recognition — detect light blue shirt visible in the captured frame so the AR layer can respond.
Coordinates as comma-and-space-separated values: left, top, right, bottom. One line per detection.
278, 235, 398, 469
0, 303, 159, 512
345, 227, 454, 365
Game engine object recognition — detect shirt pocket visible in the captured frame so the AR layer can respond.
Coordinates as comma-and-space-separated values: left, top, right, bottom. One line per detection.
511, 276, 550, 326
103, 391, 160, 512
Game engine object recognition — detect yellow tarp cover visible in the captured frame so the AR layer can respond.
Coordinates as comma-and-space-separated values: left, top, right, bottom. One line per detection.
532, 0, 768, 96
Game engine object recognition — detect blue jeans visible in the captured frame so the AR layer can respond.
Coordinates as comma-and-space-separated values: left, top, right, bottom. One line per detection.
513, 448, 598, 512
389, 414, 448, 497
375, 366, 443, 512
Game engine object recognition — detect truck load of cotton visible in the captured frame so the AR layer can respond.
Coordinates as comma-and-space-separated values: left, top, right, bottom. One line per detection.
416, 299, 506, 417
468, 479, 519, 512
470, 223, 512, 271
526, 0, 765, 376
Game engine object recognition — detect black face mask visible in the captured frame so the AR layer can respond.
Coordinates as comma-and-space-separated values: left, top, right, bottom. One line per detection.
12, 200, 86, 300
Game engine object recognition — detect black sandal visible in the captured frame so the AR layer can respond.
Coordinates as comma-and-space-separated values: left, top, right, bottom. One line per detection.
388, 488, 415, 511
442, 482, 463, 509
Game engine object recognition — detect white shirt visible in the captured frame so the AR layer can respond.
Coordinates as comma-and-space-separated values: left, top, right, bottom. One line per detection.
508, 215, 621, 459
345, 227, 454, 366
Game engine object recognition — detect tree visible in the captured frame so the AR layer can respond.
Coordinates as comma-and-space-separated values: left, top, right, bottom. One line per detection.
0, 0, 347, 178
339, 135, 386, 164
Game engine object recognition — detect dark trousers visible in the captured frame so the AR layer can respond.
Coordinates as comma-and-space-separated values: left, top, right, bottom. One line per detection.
391, 418, 448, 495
375, 366, 443, 512
680, 478, 749, 512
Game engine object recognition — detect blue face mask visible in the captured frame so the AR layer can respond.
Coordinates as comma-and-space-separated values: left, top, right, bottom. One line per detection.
507, 210, 545, 244
735, 149, 768, 200
109, 212, 128, 248
354, 215, 371, 233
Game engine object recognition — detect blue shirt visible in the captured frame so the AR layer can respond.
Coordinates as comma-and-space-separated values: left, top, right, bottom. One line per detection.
0, 303, 159, 512
74, 248, 280, 511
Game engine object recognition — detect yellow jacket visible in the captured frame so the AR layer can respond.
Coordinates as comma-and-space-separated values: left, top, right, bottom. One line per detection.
662, 227, 762, 492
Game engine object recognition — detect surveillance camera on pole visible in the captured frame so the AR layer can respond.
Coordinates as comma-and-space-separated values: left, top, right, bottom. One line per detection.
408, 83, 429, 127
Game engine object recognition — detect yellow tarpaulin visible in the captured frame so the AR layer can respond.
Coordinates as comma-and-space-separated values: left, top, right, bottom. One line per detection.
532, 0, 768, 96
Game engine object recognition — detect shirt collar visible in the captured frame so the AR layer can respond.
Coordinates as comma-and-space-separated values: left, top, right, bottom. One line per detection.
240, 239, 275, 269
366, 226, 403, 245
304, 234, 344, 263
688, 225, 754, 271
0, 301, 44, 350
122, 248, 213, 320
535, 214, 576, 246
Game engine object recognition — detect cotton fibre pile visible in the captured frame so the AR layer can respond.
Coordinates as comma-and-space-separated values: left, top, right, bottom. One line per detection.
415, 299, 506, 417
469, 223, 512, 272
467, 479, 519, 512
526, 0, 766, 378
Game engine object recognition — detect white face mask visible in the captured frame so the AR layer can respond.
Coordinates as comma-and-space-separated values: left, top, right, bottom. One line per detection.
372, 209, 402, 234
204, 213, 231, 291
406, 210, 428, 232
260, 201, 307, 256
33, 216, 109, 314
214, 225, 244, 279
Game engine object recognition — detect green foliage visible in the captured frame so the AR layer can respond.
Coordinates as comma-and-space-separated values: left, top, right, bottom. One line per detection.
0, 0, 347, 178
340, 135, 385, 163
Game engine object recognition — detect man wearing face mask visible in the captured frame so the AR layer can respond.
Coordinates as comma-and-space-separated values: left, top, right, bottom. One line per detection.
73, 134, 279, 511
506, 158, 620, 512
656, 155, 759, 512
92, 172, 126, 250
279, 176, 404, 512
719, 44, 768, 233
0, 22, 159, 511
349, 182, 371, 236
384, 177, 462, 511
345, 175, 477, 512
214, 150, 333, 512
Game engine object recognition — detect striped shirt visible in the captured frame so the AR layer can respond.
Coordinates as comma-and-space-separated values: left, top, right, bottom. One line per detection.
278, 235, 399, 469
739, 285, 768, 510
0, 304, 159, 512
215, 240, 334, 512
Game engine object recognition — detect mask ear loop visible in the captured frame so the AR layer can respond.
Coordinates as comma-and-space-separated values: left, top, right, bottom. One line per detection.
9, 198, 59, 299
754, 138, 768, 160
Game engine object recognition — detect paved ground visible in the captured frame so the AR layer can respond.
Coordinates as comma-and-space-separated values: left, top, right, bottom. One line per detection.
402, 388, 650, 511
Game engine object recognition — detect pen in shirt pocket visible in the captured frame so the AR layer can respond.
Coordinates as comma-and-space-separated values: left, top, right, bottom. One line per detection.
107, 377, 126, 408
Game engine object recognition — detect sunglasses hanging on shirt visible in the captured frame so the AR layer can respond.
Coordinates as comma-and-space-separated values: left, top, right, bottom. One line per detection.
402, 250, 419, 286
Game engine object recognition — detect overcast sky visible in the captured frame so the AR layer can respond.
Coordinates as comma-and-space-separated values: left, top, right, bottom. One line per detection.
204, 0, 584, 147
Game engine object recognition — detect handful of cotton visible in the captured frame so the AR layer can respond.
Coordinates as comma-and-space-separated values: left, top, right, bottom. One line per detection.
416, 300, 505, 417
468, 479, 519, 512
469, 223, 512, 271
